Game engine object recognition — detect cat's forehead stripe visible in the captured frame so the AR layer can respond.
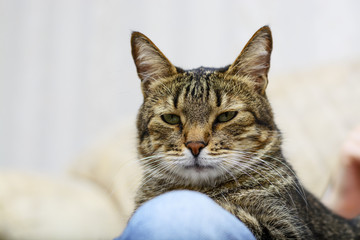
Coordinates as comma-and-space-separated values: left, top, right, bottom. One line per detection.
184, 72, 212, 100
171, 70, 225, 109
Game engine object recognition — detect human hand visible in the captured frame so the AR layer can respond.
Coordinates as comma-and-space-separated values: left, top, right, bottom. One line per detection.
336, 126, 360, 218
327, 126, 360, 218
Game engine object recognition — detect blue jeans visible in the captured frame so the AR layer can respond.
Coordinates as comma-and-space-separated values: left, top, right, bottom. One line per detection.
116, 190, 256, 240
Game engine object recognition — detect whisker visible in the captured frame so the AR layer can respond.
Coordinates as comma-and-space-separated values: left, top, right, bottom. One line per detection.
223, 149, 307, 207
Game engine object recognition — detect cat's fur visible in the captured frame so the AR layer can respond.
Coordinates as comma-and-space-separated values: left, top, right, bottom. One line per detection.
130, 26, 360, 239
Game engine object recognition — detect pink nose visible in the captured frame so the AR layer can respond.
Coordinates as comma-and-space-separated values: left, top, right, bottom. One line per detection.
186, 141, 206, 156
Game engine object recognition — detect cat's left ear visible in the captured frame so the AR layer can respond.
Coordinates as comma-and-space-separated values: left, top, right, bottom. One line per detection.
131, 32, 177, 95
226, 26, 272, 95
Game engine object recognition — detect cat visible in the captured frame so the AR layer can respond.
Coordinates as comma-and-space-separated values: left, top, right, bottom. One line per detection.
130, 26, 360, 239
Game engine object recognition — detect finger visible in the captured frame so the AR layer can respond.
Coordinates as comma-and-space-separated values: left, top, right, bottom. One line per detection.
348, 127, 360, 144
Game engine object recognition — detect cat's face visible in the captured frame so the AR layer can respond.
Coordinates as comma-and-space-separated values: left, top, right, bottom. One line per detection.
131, 27, 280, 186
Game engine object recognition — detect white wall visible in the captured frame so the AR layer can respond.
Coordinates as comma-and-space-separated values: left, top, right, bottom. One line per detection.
1, 0, 360, 173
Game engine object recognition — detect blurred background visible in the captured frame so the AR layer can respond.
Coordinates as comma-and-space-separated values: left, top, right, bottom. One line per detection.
1, 0, 360, 175
2, 1, 360, 239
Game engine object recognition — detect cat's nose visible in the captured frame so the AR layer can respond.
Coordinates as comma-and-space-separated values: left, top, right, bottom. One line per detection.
185, 141, 206, 157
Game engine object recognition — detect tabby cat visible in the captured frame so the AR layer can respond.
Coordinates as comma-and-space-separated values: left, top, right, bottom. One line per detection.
130, 26, 360, 239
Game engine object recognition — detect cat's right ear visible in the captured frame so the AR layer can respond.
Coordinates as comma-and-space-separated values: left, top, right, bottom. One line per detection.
131, 32, 177, 95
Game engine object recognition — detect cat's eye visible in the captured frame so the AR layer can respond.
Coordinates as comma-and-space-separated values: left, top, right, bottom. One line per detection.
161, 114, 181, 125
216, 111, 238, 123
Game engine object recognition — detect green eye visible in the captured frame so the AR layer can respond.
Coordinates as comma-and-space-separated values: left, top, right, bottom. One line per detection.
161, 114, 181, 125
216, 111, 237, 123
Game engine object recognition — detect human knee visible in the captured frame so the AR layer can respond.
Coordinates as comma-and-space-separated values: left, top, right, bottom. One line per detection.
118, 190, 256, 240
132, 190, 214, 221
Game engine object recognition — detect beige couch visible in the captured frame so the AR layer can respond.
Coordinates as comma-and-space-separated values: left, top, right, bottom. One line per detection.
1, 60, 360, 240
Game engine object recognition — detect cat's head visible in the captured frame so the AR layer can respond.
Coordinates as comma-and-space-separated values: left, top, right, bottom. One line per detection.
131, 26, 280, 187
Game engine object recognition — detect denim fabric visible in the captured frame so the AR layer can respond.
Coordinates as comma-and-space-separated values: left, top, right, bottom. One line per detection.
116, 190, 256, 240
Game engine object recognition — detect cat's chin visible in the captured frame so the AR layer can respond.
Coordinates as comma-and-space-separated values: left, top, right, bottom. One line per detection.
165, 149, 227, 186
174, 165, 223, 187
184, 164, 215, 171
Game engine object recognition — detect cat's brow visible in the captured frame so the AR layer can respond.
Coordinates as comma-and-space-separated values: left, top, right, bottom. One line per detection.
173, 88, 181, 109
214, 88, 222, 107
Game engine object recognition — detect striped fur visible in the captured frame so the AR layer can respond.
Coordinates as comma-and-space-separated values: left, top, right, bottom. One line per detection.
130, 26, 360, 239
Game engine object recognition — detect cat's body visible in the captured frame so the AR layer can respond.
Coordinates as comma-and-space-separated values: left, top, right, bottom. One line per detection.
130, 26, 360, 239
